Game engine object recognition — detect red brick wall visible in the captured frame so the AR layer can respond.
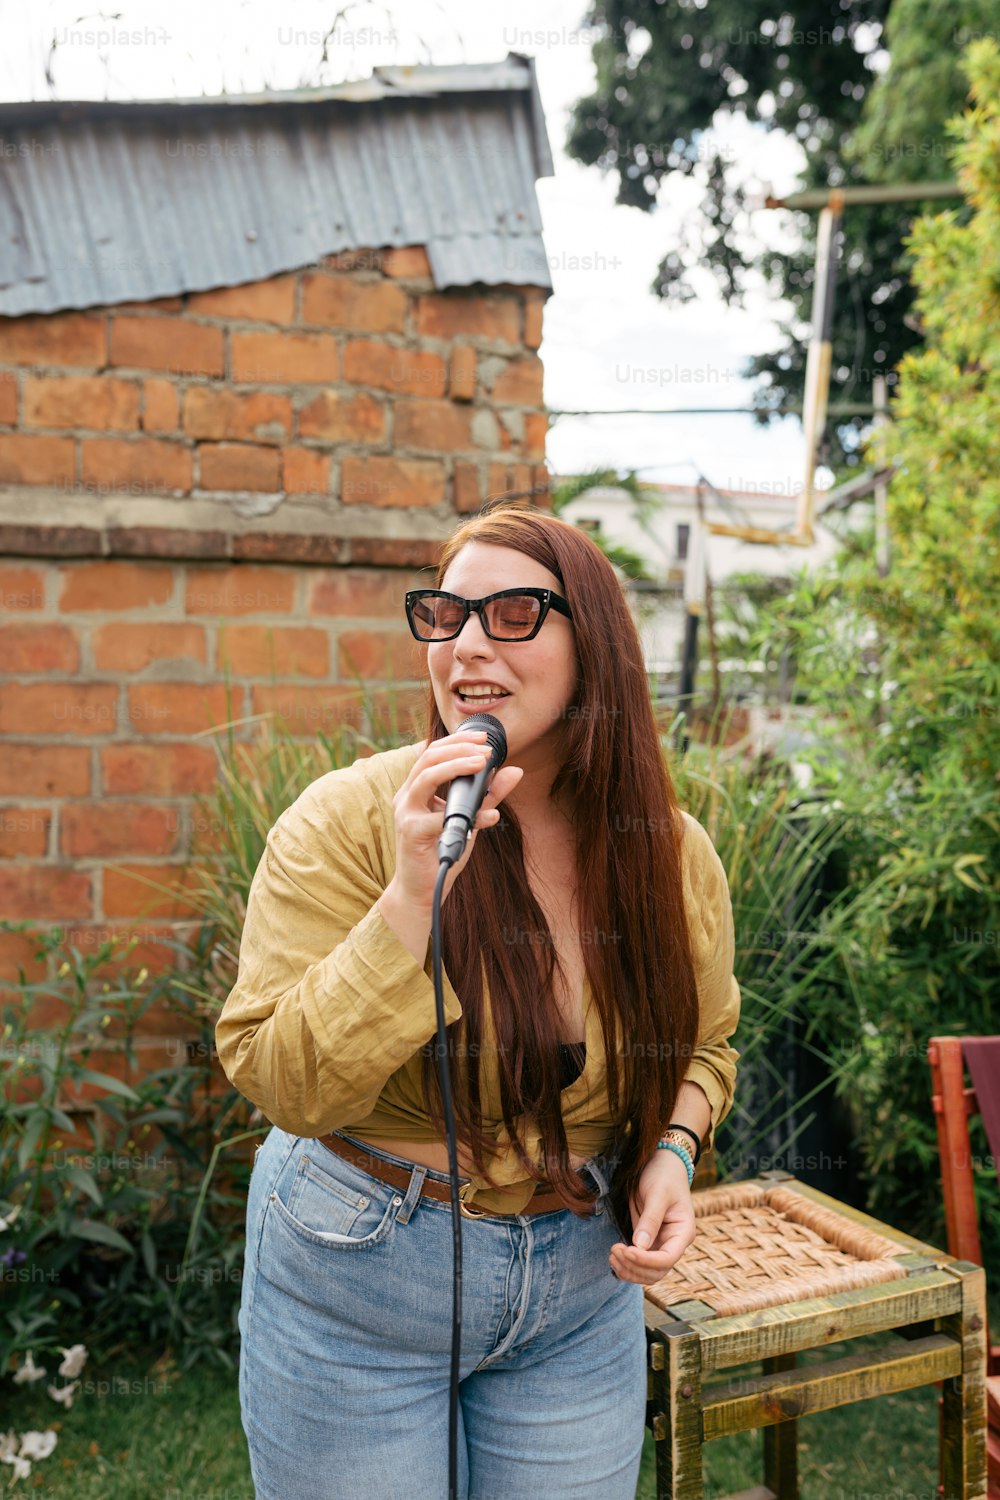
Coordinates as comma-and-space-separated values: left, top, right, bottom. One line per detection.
0, 247, 547, 510
0, 247, 550, 1121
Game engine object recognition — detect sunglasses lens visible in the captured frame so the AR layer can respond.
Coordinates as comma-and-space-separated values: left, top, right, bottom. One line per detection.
486, 593, 541, 638
412, 595, 464, 639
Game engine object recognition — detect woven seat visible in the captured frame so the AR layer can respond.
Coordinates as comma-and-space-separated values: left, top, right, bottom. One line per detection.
648, 1181, 910, 1318
642, 1171, 988, 1499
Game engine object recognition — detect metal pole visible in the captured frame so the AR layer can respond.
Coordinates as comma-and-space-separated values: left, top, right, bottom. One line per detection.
765, 181, 962, 210
798, 194, 842, 545
676, 486, 707, 753
873, 375, 890, 578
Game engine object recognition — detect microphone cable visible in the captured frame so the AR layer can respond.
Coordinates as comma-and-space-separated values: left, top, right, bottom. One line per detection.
430, 712, 507, 1500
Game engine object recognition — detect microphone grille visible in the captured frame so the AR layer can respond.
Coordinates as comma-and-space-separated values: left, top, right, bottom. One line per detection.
456, 711, 507, 767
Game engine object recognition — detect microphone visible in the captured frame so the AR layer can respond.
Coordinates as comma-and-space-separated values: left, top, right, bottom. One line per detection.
437, 712, 508, 868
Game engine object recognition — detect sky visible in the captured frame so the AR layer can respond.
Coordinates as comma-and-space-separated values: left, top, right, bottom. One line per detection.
1, 0, 833, 496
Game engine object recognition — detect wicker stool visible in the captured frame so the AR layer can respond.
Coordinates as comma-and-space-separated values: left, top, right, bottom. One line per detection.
643, 1170, 988, 1499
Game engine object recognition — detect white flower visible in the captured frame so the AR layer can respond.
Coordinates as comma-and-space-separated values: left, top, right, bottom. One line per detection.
57, 1344, 87, 1379
46, 1380, 79, 1408
12, 1352, 46, 1385
0, 1452, 31, 1480
0, 1431, 17, 1460
18, 1430, 57, 1461
0, 1204, 20, 1232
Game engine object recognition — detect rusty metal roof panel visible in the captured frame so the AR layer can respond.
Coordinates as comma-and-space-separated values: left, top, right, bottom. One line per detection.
0, 53, 553, 317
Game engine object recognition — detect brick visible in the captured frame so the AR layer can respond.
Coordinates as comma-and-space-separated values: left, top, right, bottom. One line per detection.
343, 340, 446, 397
112, 296, 184, 314
492, 354, 545, 406
531, 464, 552, 505
230, 331, 340, 384
59, 562, 174, 612
184, 565, 295, 615
382, 246, 432, 279
341, 456, 444, 509
0, 866, 93, 920
348, 537, 442, 568
394, 399, 473, 453
338, 628, 423, 681
415, 293, 520, 344
449, 344, 477, 402
183, 387, 291, 443
298, 389, 386, 442
101, 743, 218, 796
0, 683, 117, 736
0, 623, 79, 673
523, 292, 545, 350
61, 802, 181, 858
0, 744, 91, 797
186, 274, 297, 324
0, 806, 51, 858
103, 862, 201, 919
142, 379, 180, 432
453, 461, 482, 514
0, 373, 17, 423
358, 685, 427, 738
92, 622, 207, 672
125, 683, 234, 736
524, 411, 548, 459
80, 437, 192, 495
282, 447, 330, 496
250, 683, 365, 735
308, 570, 423, 618
0, 927, 48, 984
233, 533, 342, 564
300, 274, 407, 334
0, 566, 45, 610
218, 625, 329, 678
0, 312, 106, 368
106, 527, 227, 559
488, 462, 512, 499
322, 248, 383, 274
0, 433, 75, 485
23, 375, 140, 431
198, 442, 281, 493
110, 317, 224, 377
511, 462, 532, 497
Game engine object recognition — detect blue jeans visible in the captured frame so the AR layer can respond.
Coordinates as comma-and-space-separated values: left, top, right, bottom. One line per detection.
238, 1126, 647, 1500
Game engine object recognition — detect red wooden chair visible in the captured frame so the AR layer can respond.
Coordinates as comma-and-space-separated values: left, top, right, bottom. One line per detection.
929, 1035, 1000, 1498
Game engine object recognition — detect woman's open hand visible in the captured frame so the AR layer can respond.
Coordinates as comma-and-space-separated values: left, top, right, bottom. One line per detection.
608, 1148, 696, 1286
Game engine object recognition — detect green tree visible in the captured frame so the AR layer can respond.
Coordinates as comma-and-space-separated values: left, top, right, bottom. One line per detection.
565, 0, 994, 467
725, 39, 1000, 1258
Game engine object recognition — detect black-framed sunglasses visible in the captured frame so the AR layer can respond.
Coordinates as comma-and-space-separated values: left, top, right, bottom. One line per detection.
404, 587, 573, 643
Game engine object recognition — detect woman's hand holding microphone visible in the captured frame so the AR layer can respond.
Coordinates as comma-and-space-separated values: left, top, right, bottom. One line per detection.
377, 730, 524, 963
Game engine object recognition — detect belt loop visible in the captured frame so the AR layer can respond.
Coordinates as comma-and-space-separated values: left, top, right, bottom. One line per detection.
582, 1155, 611, 1199
395, 1164, 427, 1224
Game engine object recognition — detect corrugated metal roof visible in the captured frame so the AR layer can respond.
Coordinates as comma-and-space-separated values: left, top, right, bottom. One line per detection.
0, 53, 554, 317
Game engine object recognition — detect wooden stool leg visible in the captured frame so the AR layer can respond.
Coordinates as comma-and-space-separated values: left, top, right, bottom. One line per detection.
939, 1260, 988, 1499
763, 1352, 798, 1499
650, 1321, 704, 1499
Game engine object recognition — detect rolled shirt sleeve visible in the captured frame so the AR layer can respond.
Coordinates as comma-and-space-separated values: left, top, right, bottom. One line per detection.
678, 811, 741, 1151
214, 765, 463, 1139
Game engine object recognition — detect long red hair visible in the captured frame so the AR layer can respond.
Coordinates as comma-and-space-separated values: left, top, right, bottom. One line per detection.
416, 503, 700, 1240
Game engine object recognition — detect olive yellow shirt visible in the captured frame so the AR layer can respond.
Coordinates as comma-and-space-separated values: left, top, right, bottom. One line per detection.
215, 741, 741, 1214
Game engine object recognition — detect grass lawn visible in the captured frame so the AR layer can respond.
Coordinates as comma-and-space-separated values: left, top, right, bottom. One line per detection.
6, 1317, 981, 1498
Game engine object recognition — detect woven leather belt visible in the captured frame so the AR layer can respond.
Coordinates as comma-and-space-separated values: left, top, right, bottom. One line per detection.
317, 1132, 597, 1219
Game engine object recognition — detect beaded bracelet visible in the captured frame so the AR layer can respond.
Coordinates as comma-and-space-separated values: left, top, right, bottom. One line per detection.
664, 1121, 702, 1166
656, 1139, 695, 1185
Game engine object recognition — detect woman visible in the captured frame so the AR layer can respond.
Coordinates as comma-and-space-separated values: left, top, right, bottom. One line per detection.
216, 504, 741, 1499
